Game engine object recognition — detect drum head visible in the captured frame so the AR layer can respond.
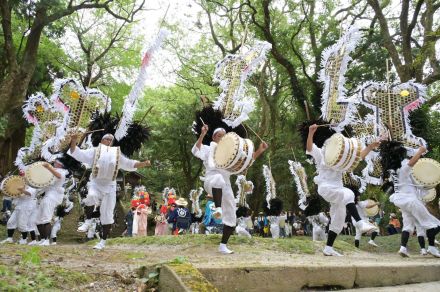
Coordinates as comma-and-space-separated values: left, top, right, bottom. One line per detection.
365, 200, 379, 217
214, 133, 239, 168
324, 133, 344, 166
422, 188, 436, 203
25, 161, 56, 188
1, 176, 25, 197
412, 158, 440, 188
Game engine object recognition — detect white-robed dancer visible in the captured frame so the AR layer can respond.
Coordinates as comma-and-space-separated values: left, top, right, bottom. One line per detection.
35, 161, 68, 246
384, 145, 440, 258
306, 124, 379, 256
50, 199, 74, 245
192, 125, 267, 254
351, 196, 380, 248
68, 133, 150, 250
1, 185, 38, 245
309, 212, 329, 241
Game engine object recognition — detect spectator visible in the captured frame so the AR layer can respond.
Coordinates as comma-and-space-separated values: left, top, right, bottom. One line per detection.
202, 194, 222, 234
387, 213, 401, 235
279, 211, 287, 238
124, 207, 135, 237
168, 198, 191, 235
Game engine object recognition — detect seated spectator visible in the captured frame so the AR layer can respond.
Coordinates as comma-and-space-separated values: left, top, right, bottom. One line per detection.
168, 198, 191, 235
202, 194, 222, 228
387, 213, 401, 235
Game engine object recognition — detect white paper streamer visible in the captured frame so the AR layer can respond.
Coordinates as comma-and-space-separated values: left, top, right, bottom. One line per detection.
115, 29, 169, 140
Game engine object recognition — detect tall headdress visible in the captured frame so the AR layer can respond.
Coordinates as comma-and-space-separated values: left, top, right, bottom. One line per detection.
288, 160, 311, 210
115, 29, 169, 140
189, 187, 204, 218
262, 164, 282, 216
235, 175, 254, 208
319, 27, 361, 131
213, 41, 271, 128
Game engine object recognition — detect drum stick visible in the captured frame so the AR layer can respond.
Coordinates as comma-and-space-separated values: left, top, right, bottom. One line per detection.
140, 106, 154, 124
304, 100, 311, 120
291, 147, 297, 161
199, 117, 206, 125
245, 124, 264, 143
84, 128, 105, 135
316, 123, 336, 128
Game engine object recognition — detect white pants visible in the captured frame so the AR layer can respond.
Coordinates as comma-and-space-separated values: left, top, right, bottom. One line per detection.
352, 218, 379, 240
392, 194, 440, 232
204, 174, 236, 227
312, 225, 326, 241
36, 196, 58, 225
236, 225, 251, 237
51, 218, 62, 238
318, 185, 354, 234
270, 224, 280, 239
7, 208, 35, 232
83, 184, 116, 225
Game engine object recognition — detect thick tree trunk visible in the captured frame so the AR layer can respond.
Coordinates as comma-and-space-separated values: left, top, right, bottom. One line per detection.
0, 22, 44, 174
0, 107, 26, 175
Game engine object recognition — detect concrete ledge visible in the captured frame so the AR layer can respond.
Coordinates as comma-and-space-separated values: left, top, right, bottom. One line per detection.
159, 263, 218, 292
198, 263, 440, 291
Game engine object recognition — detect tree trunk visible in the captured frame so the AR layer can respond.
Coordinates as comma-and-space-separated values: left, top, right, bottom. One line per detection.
0, 107, 26, 175
0, 22, 44, 174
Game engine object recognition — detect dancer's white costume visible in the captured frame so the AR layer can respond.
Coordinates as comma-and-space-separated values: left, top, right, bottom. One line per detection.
351, 201, 379, 241
68, 144, 137, 225
36, 169, 68, 225
269, 216, 281, 238
50, 200, 74, 240
192, 142, 235, 227
390, 159, 440, 232
7, 187, 38, 232
307, 144, 355, 233
310, 212, 329, 241
236, 217, 251, 238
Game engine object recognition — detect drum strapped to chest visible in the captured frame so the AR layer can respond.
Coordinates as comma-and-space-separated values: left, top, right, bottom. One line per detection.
422, 188, 436, 203
214, 132, 254, 174
25, 161, 56, 189
0, 175, 26, 197
364, 199, 379, 217
411, 158, 440, 189
323, 133, 362, 172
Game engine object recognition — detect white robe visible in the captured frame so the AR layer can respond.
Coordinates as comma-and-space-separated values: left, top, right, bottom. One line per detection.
7, 187, 38, 232
192, 143, 236, 227
36, 168, 68, 225
307, 144, 354, 234
68, 144, 137, 225
390, 159, 440, 232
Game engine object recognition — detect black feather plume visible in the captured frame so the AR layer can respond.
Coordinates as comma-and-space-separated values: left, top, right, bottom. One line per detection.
193, 105, 247, 145
236, 206, 250, 218
88, 112, 150, 156
262, 198, 283, 216
379, 141, 407, 180
304, 195, 322, 216
298, 119, 336, 149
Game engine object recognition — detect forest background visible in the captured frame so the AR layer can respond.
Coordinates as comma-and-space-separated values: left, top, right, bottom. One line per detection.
1, 0, 439, 216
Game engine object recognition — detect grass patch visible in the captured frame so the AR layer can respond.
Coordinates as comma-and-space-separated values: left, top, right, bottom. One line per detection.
337, 234, 440, 254
106, 234, 361, 255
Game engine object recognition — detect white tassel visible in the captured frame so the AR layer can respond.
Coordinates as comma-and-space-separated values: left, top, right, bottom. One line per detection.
288, 160, 310, 211
115, 29, 169, 140
263, 165, 276, 209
